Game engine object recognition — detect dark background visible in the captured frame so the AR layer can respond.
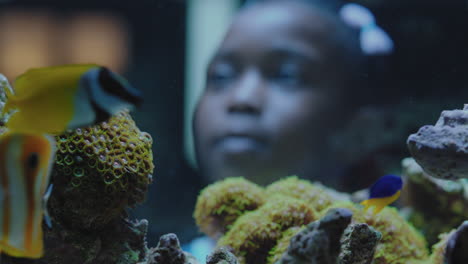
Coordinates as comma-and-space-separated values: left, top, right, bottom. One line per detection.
0, 0, 467, 246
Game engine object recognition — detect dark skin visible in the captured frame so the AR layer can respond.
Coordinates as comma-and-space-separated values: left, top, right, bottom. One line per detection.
193, 0, 354, 185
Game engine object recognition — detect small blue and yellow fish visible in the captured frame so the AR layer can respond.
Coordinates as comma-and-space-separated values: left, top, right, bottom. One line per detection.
0, 133, 55, 258
2, 64, 142, 134
360, 174, 403, 215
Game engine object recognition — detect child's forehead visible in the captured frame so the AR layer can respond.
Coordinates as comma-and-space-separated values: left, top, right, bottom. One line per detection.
237, 0, 335, 27
219, 1, 340, 59
233, 1, 338, 44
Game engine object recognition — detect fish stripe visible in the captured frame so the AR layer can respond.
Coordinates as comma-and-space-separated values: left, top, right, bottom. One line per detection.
97, 67, 142, 107
90, 98, 111, 124
67, 75, 96, 130
21, 136, 40, 252
33, 135, 55, 256
0, 134, 54, 258
85, 68, 134, 116
6, 135, 27, 250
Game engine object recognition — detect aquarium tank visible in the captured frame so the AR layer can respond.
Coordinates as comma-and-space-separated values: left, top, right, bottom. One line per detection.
0, 0, 467, 263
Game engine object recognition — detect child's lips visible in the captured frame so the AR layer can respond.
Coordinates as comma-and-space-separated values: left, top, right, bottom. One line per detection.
213, 132, 267, 154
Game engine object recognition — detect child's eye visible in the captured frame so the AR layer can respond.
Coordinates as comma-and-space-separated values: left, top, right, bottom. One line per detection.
207, 63, 237, 87
271, 63, 303, 85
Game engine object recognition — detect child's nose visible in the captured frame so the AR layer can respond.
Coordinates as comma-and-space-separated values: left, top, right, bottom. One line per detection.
226, 69, 265, 115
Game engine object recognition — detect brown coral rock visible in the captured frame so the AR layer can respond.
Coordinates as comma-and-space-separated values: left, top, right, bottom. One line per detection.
145, 233, 199, 264
407, 104, 468, 180
206, 248, 239, 264
275, 208, 352, 264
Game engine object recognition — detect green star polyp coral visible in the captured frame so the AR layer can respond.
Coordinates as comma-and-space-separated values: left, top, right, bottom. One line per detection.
49, 110, 154, 230
217, 196, 317, 264
194, 176, 430, 264
265, 176, 347, 213
194, 177, 266, 239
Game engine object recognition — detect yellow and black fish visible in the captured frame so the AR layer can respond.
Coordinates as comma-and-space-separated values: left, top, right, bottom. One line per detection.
0, 133, 55, 258
2, 64, 142, 134
361, 174, 403, 215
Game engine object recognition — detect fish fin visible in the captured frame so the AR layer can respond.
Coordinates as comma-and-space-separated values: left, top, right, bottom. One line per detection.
0, 239, 43, 258
43, 184, 53, 229
87, 67, 142, 117
4, 95, 73, 134
371, 204, 384, 215
360, 200, 373, 214
44, 211, 52, 229
371, 199, 390, 215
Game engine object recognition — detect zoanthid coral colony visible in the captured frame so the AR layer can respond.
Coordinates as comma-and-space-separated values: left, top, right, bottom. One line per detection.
50, 110, 154, 230
194, 176, 430, 264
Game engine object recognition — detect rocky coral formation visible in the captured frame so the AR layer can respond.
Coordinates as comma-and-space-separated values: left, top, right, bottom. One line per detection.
327, 202, 428, 264
2, 219, 150, 264
444, 221, 468, 264
338, 223, 381, 264
195, 177, 429, 264
428, 221, 468, 264
271, 208, 382, 264
0, 74, 12, 132
142, 235, 240, 264
144, 233, 198, 264
194, 177, 266, 239
401, 157, 468, 245
274, 208, 354, 264
407, 104, 468, 180
206, 248, 239, 264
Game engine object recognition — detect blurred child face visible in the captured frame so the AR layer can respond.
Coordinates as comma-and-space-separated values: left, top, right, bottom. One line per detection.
194, 0, 350, 184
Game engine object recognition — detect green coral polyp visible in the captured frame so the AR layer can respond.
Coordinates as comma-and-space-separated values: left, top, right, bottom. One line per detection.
73, 167, 84, 177
71, 177, 81, 187
265, 176, 339, 213
194, 177, 267, 239
267, 226, 304, 264
217, 196, 317, 264
67, 142, 77, 153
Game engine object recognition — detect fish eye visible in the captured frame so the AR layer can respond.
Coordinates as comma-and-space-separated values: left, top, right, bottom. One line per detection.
27, 152, 39, 170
